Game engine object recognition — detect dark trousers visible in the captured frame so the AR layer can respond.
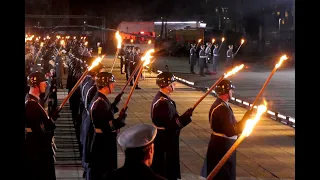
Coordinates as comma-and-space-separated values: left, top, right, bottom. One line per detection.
120, 57, 125, 73
125, 62, 130, 81
130, 64, 138, 85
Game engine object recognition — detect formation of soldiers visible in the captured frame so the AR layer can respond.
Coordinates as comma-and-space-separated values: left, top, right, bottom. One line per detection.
189, 42, 234, 76
25, 34, 247, 180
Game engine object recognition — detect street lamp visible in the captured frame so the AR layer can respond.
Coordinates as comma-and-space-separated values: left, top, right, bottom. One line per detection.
278, 18, 281, 39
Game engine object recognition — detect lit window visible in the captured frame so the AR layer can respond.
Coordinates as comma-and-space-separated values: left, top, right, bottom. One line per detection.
285, 11, 288, 17
282, 19, 285, 24
277, 12, 280, 15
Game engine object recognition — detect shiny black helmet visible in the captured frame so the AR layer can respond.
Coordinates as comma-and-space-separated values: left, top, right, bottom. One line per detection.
214, 79, 235, 95
27, 71, 47, 87
156, 72, 176, 88
95, 72, 116, 87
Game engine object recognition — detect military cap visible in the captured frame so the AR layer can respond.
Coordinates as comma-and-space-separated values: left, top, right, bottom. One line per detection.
118, 124, 157, 149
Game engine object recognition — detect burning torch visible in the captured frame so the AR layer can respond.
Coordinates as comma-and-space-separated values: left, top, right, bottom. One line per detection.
122, 49, 154, 109
81, 41, 88, 55
233, 39, 245, 58
212, 38, 215, 44
196, 39, 202, 50
110, 31, 122, 72
57, 55, 104, 112
206, 104, 267, 180
34, 42, 44, 64
192, 64, 245, 109
241, 55, 288, 120
217, 37, 225, 52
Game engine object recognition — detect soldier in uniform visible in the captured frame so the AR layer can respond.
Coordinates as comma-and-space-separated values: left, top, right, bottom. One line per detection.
47, 69, 58, 116
88, 72, 127, 180
199, 45, 208, 77
151, 72, 193, 180
131, 47, 141, 89
80, 64, 107, 179
124, 46, 132, 81
118, 44, 126, 74
103, 124, 166, 180
212, 44, 220, 74
205, 42, 212, 74
200, 79, 248, 180
226, 45, 234, 68
189, 43, 196, 74
25, 71, 58, 180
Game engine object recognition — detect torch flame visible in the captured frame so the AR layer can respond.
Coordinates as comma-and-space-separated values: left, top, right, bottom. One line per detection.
88, 55, 105, 71
84, 41, 88, 46
242, 104, 267, 137
141, 49, 155, 67
40, 42, 44, 47
198, 39, 202, 43
148, 40, 151, 44
224, 64, 245, 78
212, 38, 215, 43
275, 55, 288, 69
222, 37, 225, 42
115, 31, 122, 49
241, 39, 245, 44
60, 40, 65, 45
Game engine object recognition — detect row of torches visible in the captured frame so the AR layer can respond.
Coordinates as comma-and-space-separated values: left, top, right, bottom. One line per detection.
27, 31, 288, 180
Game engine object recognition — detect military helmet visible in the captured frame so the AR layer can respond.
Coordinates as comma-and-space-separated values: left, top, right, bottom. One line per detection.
27, 71, 47, 87
214, 79, 235, 95
156, 72, 176, 88
95, 72, 116, 87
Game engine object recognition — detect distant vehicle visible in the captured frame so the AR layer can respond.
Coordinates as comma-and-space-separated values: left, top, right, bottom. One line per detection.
117, 21, 155, 54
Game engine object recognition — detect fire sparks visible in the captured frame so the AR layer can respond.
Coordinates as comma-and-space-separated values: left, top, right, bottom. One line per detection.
141, 49, 154, 67
275, 55, 288, 69
88, 55, 104, 71
115, 31, 122, 49
242, 104, 267, 137
224, 64, 245, 78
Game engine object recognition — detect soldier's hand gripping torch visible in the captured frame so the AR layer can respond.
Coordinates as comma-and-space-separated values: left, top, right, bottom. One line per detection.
56, 55, 105, 114
192, 64, 245, 110
241, 54, 288, 121
122, 49, 154, 110
206, 104, 267, 180
110, 31, 122, 73
217, 37, 225, 52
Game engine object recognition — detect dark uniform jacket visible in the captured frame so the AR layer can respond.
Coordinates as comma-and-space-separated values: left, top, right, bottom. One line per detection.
25, 93, 56, 180
88, 92, 122, 179
150, 91, 191, 179
80, 77, 97, 164
201, 98, 246, 180
199, 49, 207, 67
226, 49, 233, 61
189, 47, 196, 65
103, 162, 167, 180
